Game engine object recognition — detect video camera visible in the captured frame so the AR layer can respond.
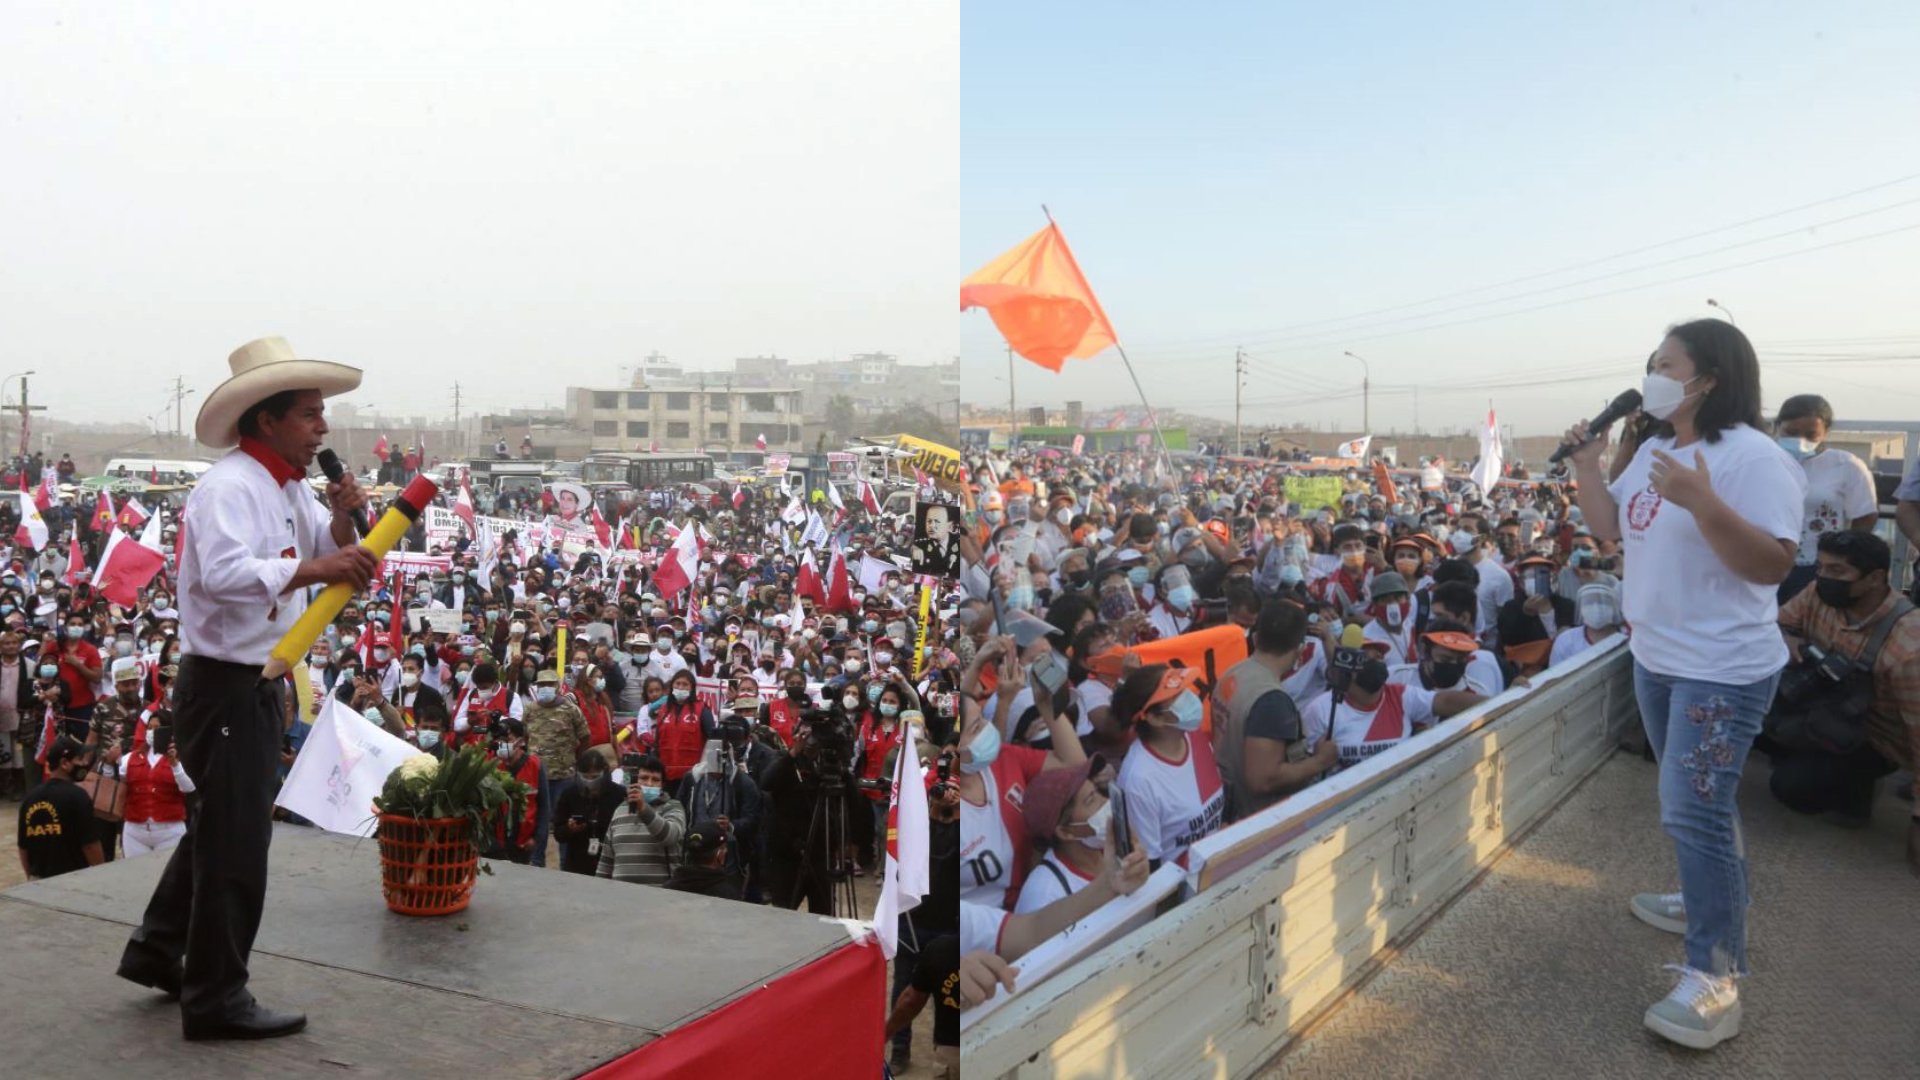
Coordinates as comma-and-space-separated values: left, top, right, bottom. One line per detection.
1777, 642, 1853, 706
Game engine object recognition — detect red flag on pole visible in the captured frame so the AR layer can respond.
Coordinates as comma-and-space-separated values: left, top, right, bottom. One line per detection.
91, 490, 115, 532
961, 221, 1119, 372
372, 433, 389, 461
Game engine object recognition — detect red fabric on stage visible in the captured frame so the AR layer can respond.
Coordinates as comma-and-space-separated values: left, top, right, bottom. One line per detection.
580, 937, 883, 1079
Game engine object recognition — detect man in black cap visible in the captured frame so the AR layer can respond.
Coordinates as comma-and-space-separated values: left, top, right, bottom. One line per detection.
16, 736, 104, 880
664, 818, 744, 900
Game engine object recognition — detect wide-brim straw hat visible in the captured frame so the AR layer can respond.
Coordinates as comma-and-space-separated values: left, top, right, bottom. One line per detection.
195, 336, 362, 449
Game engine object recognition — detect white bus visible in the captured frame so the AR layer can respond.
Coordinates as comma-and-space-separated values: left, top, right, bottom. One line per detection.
102, 459, 213, 485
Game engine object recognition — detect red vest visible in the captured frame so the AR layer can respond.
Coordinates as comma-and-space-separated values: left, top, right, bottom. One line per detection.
765, 697, 800, 746
857, 718, 902, 802
653, 702, 708, 782
456, 684, 514, 747
124, 751, 187, 824
488, 751, 542, 850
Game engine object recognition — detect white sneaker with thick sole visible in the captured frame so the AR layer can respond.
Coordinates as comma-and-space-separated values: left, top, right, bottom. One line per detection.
1630, 891, 1687, 934
1644, 964, 1741, 1050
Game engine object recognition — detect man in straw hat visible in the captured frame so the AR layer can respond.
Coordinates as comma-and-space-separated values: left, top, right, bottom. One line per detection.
115, 336, 379, 1041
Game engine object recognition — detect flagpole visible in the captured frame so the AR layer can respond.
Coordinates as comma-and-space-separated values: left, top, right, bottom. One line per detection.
1039, 206, 1174, 477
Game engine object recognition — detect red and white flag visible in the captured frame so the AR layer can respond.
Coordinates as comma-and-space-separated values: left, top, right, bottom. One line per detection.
114, 498, 151, 531
372, 433, 389, 461
824, 548, 855, 612
91, 490, 115, 533
795, 548, 825, 603
35, 472, 55, 512
651, 518, 702, 597
589, 503, 612, 550
453, 470, 477, 533
858, 480, 882, 515
754, 432, 767, 451
826, 480, 846, 513
1470, 407, 1503, 498
14, 491, 48, 550
873, 731, 929, 959
62, 532, 88, 586
92, 512, 167, 606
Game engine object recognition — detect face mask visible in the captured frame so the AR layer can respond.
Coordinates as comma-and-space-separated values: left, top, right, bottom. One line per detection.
401, 673, 420, 689
37, 664, 57, 679
1578, 596, 1620, 627
1380, 601, 1407, 629
114, 640, 134, 656
1167, 585, 1197, 613
787, 685, 808, 701
1054, 507, 1073, 526
1394, 557, 1420, 577
879, 702, 899, 719
1126, 566, 1151, 587
1340, 550, 1366, 570
641, 785, 662, 803
873, 650, 893, 666
1814, 575, 1859, 610
1279, 565, 1304, 587
591, 676, 606, 691
1006, 584, 1035, 610
309, 651, 329, 667
363, 707, 385, 724
655, 643, 671, 654
844, 658, 864, 674
866, 682, 885, 703
456, 670, 471, 685
521, 667, 537, 681
416, 730, 441, 750
527, 652, 545, 665
534, 687, 557, 704
1427, 658, 1467, 689
373, 648, 391, 662
509, 621, 527, 635
497, 740, 516, 757
581, 773, 603, 788
842, 693, 861, 710
1068, 799, 1111, 850
0, 605, 11, 616
1640, 372, 1699, 421
1354, 658, 1390, 694
1167, 690, 1204, 731
960, 721, 1000, 774
1776, 435, 1817, 461
669, 687, 690, 703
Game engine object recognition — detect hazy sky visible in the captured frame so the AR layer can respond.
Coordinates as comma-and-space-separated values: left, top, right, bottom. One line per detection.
2, 2, 957, 428
963, 2, 1920, 436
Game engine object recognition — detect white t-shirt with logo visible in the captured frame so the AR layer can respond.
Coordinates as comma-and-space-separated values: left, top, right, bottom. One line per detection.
1792, 448, 1876, 564
1011, 848, 1096, 917
1607, 424, 1805, 684
1301, 683, 1440, 770
1114, 730, 1225, 869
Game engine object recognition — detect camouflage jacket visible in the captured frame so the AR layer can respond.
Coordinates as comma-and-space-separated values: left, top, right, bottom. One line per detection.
524, 699, 591, 780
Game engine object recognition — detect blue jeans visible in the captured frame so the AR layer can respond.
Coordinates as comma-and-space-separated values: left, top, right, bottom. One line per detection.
530, 766, 553, 868
1632, 660, 1779, 977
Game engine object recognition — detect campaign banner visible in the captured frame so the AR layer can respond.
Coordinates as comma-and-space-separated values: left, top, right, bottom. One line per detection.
763, 453, 791, 478
827, 451, 858, 482
1283, 475, 1345, 512
1334, 434, 1372, 460
382, 551, 452, 586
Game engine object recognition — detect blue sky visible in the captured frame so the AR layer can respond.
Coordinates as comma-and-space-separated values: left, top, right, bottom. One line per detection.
963, 1, 1920, 435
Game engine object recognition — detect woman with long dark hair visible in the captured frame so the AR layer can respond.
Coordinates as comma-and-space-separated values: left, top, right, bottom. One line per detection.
1567, 319, 1804, 1050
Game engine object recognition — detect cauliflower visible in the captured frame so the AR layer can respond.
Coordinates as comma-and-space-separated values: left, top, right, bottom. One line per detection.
398, 753, 440, 783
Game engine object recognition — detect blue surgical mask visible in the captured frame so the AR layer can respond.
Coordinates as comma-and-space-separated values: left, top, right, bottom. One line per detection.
960, 721, 1000, 774
1279, 565, 1305, 587
1775, 435, 1817, 461
1168, 690, 1204, 732
1127, 566, 1150, 587
1167, 585, 1197, 613
867, 683, 884, 702
641, 785, 662, 803
534, 687, 557, 704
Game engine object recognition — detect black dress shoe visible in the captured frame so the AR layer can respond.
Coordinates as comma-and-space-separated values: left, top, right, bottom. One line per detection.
183, 1003, 308, 1041
116, 953, 184, 998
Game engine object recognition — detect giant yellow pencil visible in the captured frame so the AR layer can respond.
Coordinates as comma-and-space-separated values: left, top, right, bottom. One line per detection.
262, 474, 440, 679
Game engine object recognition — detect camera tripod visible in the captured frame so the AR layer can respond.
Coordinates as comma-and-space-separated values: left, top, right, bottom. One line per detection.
791, 773, 861, 919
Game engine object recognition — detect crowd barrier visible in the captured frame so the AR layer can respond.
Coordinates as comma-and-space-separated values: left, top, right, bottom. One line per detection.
963, 637, 1638, 1078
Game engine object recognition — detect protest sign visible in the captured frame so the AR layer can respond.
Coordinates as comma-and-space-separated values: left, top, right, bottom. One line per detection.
1283, 475, 1345, 512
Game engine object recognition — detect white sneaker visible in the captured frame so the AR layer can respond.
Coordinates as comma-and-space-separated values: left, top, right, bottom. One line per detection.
1644, 964, 1741, 1050
1630, 891, 1686, 934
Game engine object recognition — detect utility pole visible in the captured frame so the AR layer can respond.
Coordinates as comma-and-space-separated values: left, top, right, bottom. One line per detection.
1343, 351, 1372, 435
1006, 344, 1017, 451
1234, 347, 1247, 455
451, 381, 463, 457
166, 376, 195, 445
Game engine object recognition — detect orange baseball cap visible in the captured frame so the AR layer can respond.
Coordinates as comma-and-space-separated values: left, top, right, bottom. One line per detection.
1422, 630, 1480, 654
1142, 666, 1203, 710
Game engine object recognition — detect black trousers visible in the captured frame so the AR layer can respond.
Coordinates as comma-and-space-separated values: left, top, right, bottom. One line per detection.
1768, 740, 1897, 820
121, 656, 283, 1021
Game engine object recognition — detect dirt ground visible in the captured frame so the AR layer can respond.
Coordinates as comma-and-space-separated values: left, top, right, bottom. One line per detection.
2, 786, 941, 1077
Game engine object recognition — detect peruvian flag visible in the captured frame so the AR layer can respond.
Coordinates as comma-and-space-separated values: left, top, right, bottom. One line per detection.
590, 503, 612, 550
795, 549, 825, 603
453, 470, 477, 533
823, 548, 855, 612
826, 479, 846, 513
754, 432, 767, 451
373, 434, 389, 461
62, 532, 88, 586
114, 498, 150, 531
873, 729, 929, 958
651, 518, 702, 598
858, 480, 882, 515
91, 490, 115, 532
731, 486, 745, 511
92, 512, 166, 606
35, 472, 55, 512
14, 491, 48, 550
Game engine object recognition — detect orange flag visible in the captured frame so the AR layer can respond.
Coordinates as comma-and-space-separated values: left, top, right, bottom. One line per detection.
961, 222, 1117, 371
1372, 459, 1398, 506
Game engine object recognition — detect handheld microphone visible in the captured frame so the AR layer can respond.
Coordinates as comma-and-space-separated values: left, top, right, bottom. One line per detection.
316, 448, 369, 538
1549, 389, 1644, 464
1338, 623, 1365, 651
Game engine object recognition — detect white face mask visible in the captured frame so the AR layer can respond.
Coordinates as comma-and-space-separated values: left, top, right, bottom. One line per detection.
1073, 799, 1111, 850
1640, 372, 1699, 421
401, 672, 420, 688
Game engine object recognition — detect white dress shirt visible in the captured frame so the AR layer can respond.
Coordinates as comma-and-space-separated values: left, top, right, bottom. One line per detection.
176, 444, 340, 666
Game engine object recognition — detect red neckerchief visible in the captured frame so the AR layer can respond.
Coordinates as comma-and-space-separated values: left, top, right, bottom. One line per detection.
238, 437, 304, 487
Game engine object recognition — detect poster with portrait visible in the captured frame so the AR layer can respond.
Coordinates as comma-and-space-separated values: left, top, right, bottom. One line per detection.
547, 481, 591, 526
909, 500, 959, 577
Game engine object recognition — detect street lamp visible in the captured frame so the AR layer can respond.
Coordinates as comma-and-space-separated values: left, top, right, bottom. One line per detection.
1342, 351, 1372, 433
1706, 298, 1736, 326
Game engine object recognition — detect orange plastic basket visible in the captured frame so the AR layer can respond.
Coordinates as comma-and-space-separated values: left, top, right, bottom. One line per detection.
376, 814, 479, 916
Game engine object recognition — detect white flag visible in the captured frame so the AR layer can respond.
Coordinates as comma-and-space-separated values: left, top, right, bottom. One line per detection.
275, 694, 420, 836
857, 553, 892, 593
800, 509, 830, 550
1334, 434, 1372, 460
1470, 407, 1503, 499
872, 733, 929, 959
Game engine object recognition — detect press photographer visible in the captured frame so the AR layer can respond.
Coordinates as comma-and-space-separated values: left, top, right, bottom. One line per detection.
760, 704, 872, 915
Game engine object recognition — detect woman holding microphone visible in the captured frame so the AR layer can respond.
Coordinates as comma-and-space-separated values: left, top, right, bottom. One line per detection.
1567, 319, 1804, 1050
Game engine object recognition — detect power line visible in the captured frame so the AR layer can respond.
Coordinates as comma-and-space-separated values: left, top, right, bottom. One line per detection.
1124, 168, 1920, 356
